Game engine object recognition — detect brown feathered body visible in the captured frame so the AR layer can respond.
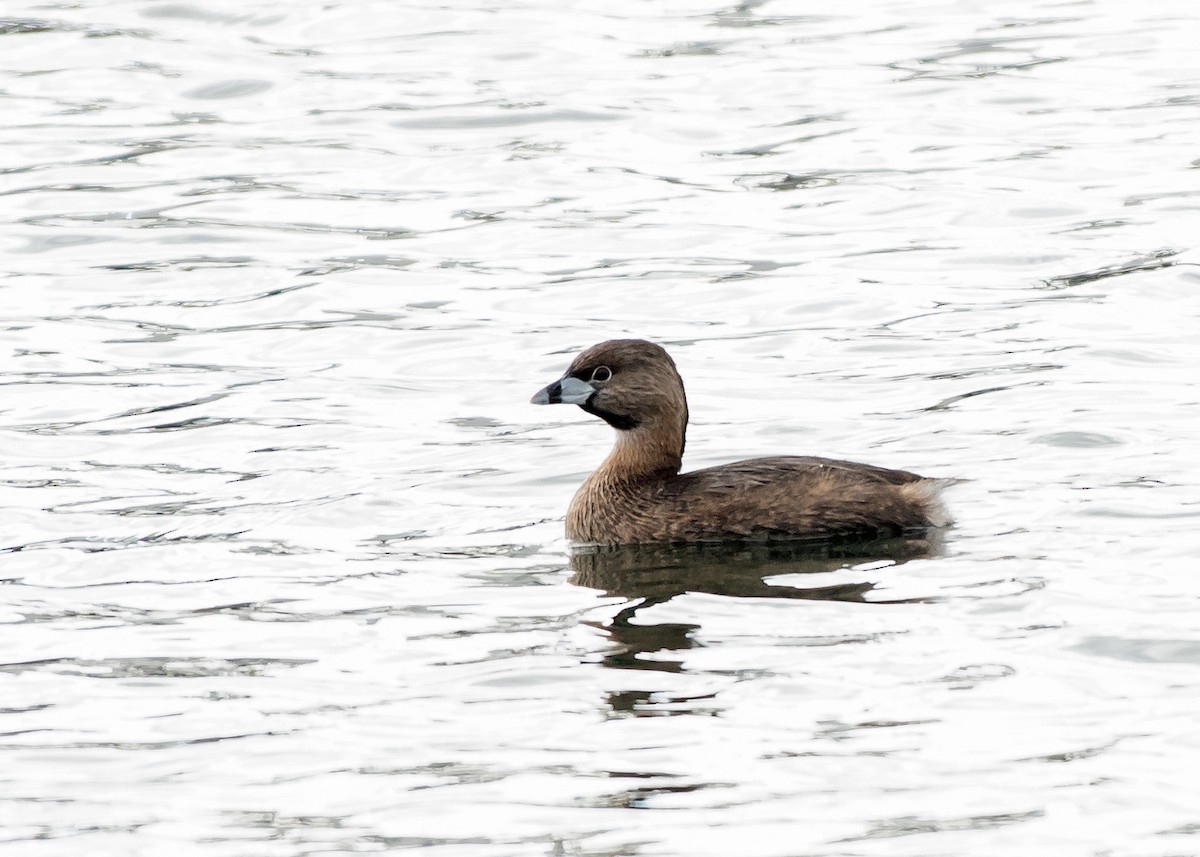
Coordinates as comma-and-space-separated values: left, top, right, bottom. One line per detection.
567, 455, 946, 544
532, 339, 950, 546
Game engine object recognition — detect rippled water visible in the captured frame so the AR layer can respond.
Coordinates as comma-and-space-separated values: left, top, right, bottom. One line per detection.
3, 1, 1200, 853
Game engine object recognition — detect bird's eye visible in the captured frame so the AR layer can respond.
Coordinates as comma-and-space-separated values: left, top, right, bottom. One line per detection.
590, 366, 612, 383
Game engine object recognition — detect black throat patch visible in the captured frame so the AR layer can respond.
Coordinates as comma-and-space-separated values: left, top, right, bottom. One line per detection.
580, 399, 639, 431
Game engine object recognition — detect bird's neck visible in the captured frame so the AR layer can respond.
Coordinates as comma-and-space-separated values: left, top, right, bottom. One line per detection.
599, 422, 684, 482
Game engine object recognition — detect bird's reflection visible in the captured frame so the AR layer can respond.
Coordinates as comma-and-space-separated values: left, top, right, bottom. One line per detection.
570, 534, 939, 691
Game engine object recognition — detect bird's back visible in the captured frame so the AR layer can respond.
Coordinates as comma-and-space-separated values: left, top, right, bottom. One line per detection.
568, 455, 950, 544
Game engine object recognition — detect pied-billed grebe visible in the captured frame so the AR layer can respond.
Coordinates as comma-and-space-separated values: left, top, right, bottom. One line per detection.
531, 339, 951, 545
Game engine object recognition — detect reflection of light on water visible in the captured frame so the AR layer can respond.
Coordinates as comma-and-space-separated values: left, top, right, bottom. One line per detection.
2, 0, 1199, 852
569, 534, 940, 602
571, 536, 940, 681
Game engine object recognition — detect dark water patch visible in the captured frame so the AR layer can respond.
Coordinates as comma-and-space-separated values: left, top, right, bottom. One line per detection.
177, 175, 300, 198
93, 416, 265, 434
209, 309, 412, 332
297, 254, 415, 275
1034, 431, 1121, 448
938, 662, 1016, 689
140, 4, 285, 26
1074, 637, 1200, 665
48, 495, 239, 517
608, 690, 719, 723
22, 204, 202, 226
1, 477, 85, 489
0, 17, 154, 39
453, 208, 503, 222
922, 382, 1040, 412
579, 779, 721, 807
24, 457, 260, 485
1, 18, 62, 35
845, 809, 1044, 841
184, 79, 273, 100
2, 530, 250, 554
12, 601, 411, 626
230, 540, 329, 556
890, 34, 1068, 82
1053, 218, 1130, 235
1042, 249, 1179, 289
733, 172, 839, 191
9, 598, 303, 626
341, 835, 496, 850
229, 811, 349, 832
23, 206, 414, 241
585, 164, 708, 189
394, 108, 617, 129
1080, 507, 1200, 520
166, 215, 415, 240
16, 233, 111, 253
0, 181, 115, 198
927, 362, 1064, 381
774, 632, 905, 649
709, 127, 848, 158
1125, 187, 1200, 206
98, 392, 233, 422
87, 281, 309, 309
0, 656, 314, 678
20, 139, 192, 174
814, 718, 940, 742
447, 416, 504, 429
46, 489, 354, 518
96, 255, 260, 273
1158, 822, 1200, 836
119, 60, 181, 79
1019, 741, 1116, 764
712, 9, 833, 29
2, 732, 287, 751
639, 40, 733, 58
568, 537, 936, 603
543, 255, 795, 285
426, 543, 547, 560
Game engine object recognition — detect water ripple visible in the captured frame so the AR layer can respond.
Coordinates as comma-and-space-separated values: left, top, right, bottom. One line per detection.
3, 1, 1200, 854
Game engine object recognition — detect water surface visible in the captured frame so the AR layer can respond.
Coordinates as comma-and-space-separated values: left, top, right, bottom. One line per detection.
3, 1, 1200, 854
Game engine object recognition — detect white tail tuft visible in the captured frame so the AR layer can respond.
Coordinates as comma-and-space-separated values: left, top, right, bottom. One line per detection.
902, 478, 960, 528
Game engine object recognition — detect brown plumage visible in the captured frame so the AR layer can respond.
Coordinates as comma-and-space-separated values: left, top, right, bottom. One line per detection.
531, 339, 951, 545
